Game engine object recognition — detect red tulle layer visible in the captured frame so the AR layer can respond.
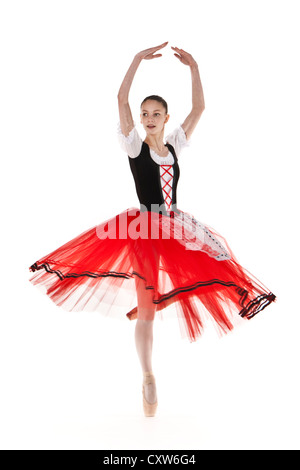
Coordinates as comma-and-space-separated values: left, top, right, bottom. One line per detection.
28, 207, 276, 342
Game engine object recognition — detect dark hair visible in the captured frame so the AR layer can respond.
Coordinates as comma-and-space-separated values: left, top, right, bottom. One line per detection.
140, 95, 168, 114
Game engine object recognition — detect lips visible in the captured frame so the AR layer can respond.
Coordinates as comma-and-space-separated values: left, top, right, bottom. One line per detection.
147, 125, 156, 129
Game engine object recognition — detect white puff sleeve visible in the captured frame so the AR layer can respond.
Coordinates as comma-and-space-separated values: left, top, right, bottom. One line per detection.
165, 125, 190, 157
117, 122, 143, 159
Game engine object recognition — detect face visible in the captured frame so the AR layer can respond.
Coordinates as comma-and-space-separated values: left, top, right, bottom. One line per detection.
140, 100, 170, 135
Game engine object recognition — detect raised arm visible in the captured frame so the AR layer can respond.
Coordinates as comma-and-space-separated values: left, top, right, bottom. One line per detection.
171, 47, 205, 140
118, 42, 168, 137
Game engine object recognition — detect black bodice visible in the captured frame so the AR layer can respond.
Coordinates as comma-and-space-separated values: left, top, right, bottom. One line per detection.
128, 141, 180, 216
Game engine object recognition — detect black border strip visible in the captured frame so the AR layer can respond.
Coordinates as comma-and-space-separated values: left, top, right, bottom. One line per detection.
29, 262, 276, 320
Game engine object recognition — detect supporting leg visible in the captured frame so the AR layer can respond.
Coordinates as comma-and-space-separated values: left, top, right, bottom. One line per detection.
128, 243, 159, 406
134, 280, 157, 404
135, 317, 154, 373
135, 319, 157, 405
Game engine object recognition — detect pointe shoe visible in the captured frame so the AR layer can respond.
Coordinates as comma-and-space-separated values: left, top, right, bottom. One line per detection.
142, 371, 158, 417
126, 307, 138, 320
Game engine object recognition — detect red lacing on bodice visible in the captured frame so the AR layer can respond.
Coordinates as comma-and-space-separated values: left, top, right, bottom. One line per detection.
161, 165, 173, 213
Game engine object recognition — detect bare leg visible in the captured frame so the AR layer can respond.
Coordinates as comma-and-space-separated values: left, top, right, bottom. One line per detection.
128, 240, 160, 405
135, 318, 154, 372
134, 281, 157, 404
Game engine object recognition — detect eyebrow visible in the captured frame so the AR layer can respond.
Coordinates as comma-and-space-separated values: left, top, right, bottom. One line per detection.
141, 109, 162, 112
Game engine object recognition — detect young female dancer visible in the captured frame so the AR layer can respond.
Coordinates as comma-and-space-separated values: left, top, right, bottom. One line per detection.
29, 42, 276, 417
117, 42, 206, 415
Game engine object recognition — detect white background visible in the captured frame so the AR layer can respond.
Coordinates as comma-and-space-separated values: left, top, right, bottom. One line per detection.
1, 0, 299, 450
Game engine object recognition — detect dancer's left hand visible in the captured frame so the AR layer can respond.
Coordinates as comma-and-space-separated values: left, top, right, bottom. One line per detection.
171, 47, 197, 67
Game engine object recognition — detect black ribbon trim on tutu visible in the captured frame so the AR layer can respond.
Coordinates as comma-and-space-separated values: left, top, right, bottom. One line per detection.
29, 262, 276, 320
239, 292, 277, 319
153, 280, 276, 319
29, 262, 146, 282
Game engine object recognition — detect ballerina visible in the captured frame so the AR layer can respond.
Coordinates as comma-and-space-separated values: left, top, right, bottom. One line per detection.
29, 42, 276, 417
117, 41, 207, 416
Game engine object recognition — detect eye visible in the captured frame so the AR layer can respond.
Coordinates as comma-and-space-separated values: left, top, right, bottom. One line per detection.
143, 113, 148, 117
154, 113, 160, 116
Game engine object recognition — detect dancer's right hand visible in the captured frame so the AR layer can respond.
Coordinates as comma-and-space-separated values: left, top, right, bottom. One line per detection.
135, 42, 168, 60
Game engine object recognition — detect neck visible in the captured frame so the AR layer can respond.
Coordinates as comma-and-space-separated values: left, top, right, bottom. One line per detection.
144, 130, 165, 150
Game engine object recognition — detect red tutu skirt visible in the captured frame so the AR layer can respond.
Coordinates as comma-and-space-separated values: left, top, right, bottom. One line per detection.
28, 207, 276, 342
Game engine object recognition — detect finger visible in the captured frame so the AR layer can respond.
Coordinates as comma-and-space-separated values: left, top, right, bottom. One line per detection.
154, 41, 168, 51
145, 42, 167, 55
172, 46, 187, 55
145, 53, 163, 60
